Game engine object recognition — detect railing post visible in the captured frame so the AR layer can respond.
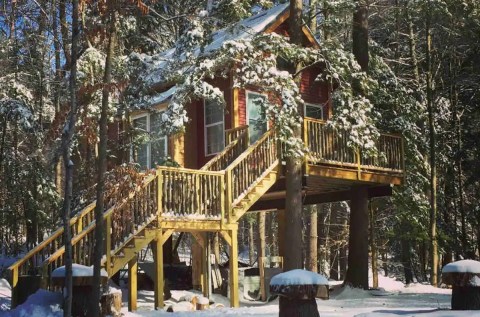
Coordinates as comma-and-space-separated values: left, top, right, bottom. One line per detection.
106, 214, 112, 276
225, 169, 233, 223
10, 268, 18, 308
220, 173, 226, 224
356, 148, 361, 179
157, 169, 163, 223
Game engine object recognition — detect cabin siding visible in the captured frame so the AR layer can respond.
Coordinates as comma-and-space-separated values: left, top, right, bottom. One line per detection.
300, 67, 331, 119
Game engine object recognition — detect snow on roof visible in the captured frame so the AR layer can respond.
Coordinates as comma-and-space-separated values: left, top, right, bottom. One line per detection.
51, 263, 108, 278
442, 259, 480, 274
140, 3, 289, 89
270, 269, 328, 286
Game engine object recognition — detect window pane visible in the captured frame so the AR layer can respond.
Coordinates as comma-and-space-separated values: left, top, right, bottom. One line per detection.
305, 104, 323, 120
151, 137, 167, 167
132, 116, 148, 168
150, 112, 167, 167
205, 100, 224, 125
206, 123, 224, 155
247, 93, 267, 143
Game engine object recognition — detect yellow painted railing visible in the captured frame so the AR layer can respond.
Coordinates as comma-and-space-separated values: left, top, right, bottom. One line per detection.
225, 129, 277, 205
304, 118, 404, 173
201, 126, 249, 172
157, 167, 225, 220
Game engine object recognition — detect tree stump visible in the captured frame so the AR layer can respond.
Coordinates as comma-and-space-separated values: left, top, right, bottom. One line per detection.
442, 260, 480, 311
270, 269, 329, 317
51, 264, 109, 317
100, 290, 122, 317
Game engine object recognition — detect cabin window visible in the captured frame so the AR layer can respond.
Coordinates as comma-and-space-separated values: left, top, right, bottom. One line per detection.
131, 112, 168, 169
204, 100, 225, 156
304, 103, 324, 120
247, 91, 268, 144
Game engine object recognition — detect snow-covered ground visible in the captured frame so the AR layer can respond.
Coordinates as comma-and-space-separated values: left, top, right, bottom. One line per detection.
1, 273, 480, 317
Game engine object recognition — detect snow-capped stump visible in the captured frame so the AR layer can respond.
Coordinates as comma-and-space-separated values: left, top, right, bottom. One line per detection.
442, 259, 480, 310
51, 264, 109, 316
270, 269, 329, 317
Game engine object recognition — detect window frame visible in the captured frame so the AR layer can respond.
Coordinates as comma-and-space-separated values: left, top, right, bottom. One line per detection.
204, 99, 225, 156
304, 102, 324, 121
131, 112, 168, 169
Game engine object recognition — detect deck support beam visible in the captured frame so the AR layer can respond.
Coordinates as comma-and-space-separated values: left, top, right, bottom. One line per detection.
128, 255, 138, 311
154, 231, 165, 310
229, 226, 239, 307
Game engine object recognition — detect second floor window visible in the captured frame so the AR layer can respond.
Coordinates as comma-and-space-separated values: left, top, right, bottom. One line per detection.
204, 100, 225, 156
304, 103, 324, 120
132, 112, 168, 169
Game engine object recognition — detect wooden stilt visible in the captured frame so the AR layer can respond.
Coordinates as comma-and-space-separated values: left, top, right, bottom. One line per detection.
229, 227, 239, 307
202, 233, 209, 298
128, 255, 138, 311
154, 232, 164, 309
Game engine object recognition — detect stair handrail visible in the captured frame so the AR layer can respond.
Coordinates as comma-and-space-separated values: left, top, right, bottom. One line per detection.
201, 126, 249, 171
224, 129, 277, 220
7, 200, 97, 298
39, 173, 157, 274
8, 173, 157, 307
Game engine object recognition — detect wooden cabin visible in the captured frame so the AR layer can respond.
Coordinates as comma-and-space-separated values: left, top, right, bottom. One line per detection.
8, 3, 404, 312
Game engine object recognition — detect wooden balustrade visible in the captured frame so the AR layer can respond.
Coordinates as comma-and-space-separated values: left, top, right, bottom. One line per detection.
158, 167, 224, 220
202, 126, 249, 171
226, 129, 277, 205
304, 118, 404, 173
225, 125, 249, 145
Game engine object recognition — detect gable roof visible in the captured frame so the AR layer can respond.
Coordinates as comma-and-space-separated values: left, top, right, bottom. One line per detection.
134, 3, 318, 109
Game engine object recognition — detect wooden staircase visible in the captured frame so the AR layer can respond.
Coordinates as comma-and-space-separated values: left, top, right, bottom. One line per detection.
8, 126, 279, 308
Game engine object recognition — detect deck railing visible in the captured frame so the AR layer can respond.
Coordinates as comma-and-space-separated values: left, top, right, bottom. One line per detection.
158, 167, 225, 220
201, 126, 249, 172
225, 129, 277, 206
304, 118, 404, 173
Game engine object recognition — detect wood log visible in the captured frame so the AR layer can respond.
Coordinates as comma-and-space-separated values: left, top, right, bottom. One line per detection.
452, 286, 480, 310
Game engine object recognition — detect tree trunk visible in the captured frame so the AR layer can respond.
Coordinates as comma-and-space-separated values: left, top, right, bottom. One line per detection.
401, 238, 414, 284
248, 219, 255, 266
369, 201, 378, 289
352, 0, 369, 72
426, 3, 438, 287
284, 0, 304, 271
60, 0, 80, 315
307, 205, 318, 272
344, 187, 369, 289
91, 10, 116, 316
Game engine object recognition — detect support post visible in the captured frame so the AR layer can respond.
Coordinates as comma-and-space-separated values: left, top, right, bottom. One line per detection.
106, 215, 112, 275
202, 233, 209, 297
128, 255, 138, 311
10, 268, 18, 308
229, 226, 239, 307
154, 232, 165, 309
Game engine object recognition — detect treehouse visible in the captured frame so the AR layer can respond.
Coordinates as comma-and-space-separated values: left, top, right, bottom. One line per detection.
8, 3, 404, 312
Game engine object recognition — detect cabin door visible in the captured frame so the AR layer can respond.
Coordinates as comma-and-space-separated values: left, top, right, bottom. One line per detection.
246, 91, 267, 144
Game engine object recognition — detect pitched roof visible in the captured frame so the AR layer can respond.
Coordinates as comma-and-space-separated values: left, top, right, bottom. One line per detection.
135, 3, 290, 90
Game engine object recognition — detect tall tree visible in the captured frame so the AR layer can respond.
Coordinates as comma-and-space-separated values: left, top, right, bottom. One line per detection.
344, 0, 370, 289
59, 0, 80, 314
91, 4, 117, 315
283, 0, 304, 271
